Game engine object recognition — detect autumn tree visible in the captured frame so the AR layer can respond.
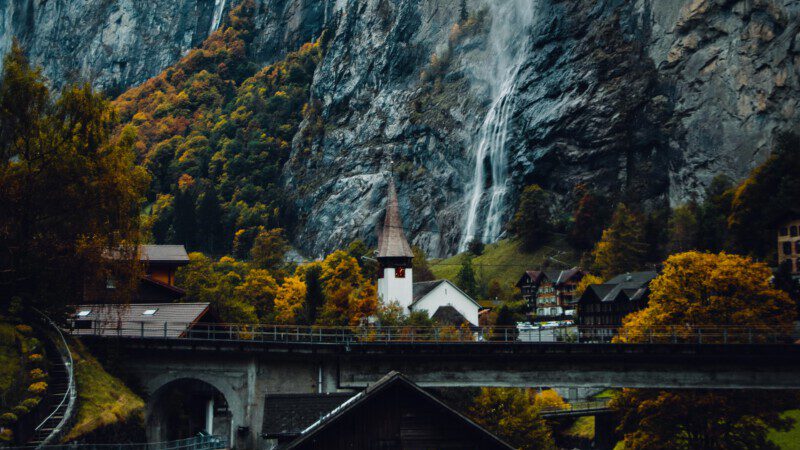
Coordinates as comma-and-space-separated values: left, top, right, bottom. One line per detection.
0, 42, 149, 314
274, 276, 307, 324
469, 388, 557, 450
509, 185, 552, 251
175, 253, 258, 323
618, 252, 794, 343
592, 203, 647, 278
612, 251, 798, 450
696, 175, 734, 253
568, 186, 610, 250
316, 251, 377, 326
234, 269, 278, 320
573, 273, 603, 299
250, 228, 289, 273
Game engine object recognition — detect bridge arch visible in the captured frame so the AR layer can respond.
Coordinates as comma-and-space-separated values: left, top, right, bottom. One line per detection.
145, 374, 242, 447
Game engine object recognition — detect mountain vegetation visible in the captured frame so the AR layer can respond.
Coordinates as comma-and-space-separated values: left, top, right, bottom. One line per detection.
115, 0, 324, 257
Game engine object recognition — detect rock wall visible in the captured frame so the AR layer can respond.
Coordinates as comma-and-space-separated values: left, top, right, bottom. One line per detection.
2, 0, 798, 257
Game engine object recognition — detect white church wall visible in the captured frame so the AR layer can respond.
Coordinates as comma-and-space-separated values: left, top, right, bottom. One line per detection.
411, 281, 479, 326
378, 267, 414, 310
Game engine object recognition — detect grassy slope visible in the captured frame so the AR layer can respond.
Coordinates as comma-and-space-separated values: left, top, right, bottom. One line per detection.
770, 410, 800, 450
430, 237, 580, 290
0, 323, 21, 394
63, 340, 145, 442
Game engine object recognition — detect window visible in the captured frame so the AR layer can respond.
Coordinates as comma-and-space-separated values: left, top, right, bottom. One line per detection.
395, 267, 406, 279
792, 226, 799, 237
781, 227, 789, 236
796, 241, 800, 254
77, 310, 91, 317
784, 242, 793, 256
106, 277, 116, 290
142, 309, 158, 316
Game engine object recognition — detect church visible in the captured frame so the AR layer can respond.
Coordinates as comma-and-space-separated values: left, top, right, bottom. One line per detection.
376, 179, 481, 326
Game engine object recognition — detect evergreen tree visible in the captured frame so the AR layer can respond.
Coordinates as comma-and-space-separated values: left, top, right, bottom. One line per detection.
196, 184, 224, 255
467, 238, 485, 256
456, 255, 478, 298
592, 204, 647, 278
696, 175, 734, 252
492, 305, 518, 341
666, 202, 699, 255
459, 0, 469, 23
302, 264, 324, 325
568, 186, 609, 250
412, 246, 436, 282
509, 185, 552, 251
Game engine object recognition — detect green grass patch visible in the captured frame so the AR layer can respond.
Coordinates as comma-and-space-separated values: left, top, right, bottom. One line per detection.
63, 340, 145, 442
592, 389, 618, 399
565, 416, 595, 440
0, 323, 21, 394
430, 237, 579, 290
769, 410, 800, 450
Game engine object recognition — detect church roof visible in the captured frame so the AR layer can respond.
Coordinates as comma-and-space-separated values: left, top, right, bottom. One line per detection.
377, 178, 414, 259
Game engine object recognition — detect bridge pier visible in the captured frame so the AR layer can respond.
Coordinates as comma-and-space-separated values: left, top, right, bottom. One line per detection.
594, 413, 617, 450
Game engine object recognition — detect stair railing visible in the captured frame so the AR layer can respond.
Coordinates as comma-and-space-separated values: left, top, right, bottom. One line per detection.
32, 309, 77, 448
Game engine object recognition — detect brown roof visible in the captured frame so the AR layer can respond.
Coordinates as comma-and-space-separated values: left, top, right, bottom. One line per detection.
377, 178, 414, 259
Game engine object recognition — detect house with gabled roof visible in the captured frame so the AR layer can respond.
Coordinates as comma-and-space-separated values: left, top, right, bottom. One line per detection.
577, 271, 658, 342
515, 267, 586, 319
262, 371, 514, 450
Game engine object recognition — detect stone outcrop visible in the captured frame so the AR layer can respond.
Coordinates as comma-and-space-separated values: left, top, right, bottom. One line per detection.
3, 0, 799, 257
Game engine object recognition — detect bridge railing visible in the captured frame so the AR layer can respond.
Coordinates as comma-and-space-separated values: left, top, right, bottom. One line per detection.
66, 320, 796, 345
540, 399, 612, 417
0, 434, 227, 450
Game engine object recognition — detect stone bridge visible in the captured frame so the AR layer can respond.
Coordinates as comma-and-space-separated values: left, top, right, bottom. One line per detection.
82, 335, 800, 450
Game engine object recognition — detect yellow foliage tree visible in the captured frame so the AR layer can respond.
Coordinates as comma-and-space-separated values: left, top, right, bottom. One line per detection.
274, 276, 307, 324
316, 251, 377, 326
234, 269, 278, 320
612, 251, 798, 450
469, 388, 556, 450
574, 274, 603, 299
592, 203, 647, 279
533, 389, 568, 412
617, 251, 794, 343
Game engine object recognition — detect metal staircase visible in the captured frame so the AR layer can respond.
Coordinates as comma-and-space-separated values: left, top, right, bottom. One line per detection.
27, 312, 77, 448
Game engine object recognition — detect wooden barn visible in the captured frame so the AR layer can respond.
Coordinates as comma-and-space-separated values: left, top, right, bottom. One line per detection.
264, 371, 513, 450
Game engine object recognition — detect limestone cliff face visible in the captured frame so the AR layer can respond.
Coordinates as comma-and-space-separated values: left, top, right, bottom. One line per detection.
2, 0, 799, 257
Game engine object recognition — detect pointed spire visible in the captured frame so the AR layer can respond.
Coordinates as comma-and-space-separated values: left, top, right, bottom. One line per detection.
377, 177, 414, 259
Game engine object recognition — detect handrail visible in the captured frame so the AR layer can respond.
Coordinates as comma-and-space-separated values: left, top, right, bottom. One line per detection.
65, 320, 797, 345
2, 434, 227, 450
32, 309, 77, 448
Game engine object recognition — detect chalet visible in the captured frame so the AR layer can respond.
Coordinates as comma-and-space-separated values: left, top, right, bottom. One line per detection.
778, 219, 800, 277
515, 268, 586, 319
376, 179, 480, 326
88, 244, 190, 304
70, 302, 213, 337
577, 271, 657, 342
262, 371, 514, 450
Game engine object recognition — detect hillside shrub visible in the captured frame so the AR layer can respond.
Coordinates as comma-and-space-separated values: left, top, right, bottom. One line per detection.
0, 413, 17, 425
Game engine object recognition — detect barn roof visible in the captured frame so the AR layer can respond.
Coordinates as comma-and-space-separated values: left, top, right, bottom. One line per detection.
262, 393, 354, 439
281, 371, 514, 450
376, 178, 414, 259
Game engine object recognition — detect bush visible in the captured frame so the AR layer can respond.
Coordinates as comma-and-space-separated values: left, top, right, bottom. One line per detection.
28, 353, 43, 364
15, 324, 32, 335
0, 413, 18, 425
467, 239, 485, 256
21, 397, 41, 409
29, 368, 46, 380
12, 405, 28, 416
28, 381, 47, 395
0, 428, 12, 442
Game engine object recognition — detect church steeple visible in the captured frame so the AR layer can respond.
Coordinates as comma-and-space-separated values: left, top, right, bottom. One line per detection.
376, 177, 414, 310
377, 178, 414, 259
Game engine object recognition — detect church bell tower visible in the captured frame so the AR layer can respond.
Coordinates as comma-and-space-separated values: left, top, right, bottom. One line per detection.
376, 178, 414, 311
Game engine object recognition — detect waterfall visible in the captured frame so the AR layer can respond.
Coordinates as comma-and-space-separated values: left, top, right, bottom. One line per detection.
458, 0, 536, 252
210, 0, 227, 34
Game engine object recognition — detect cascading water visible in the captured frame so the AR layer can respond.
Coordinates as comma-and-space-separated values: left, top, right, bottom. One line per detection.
210, 0, 227, 34
459, 0, 536, 252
